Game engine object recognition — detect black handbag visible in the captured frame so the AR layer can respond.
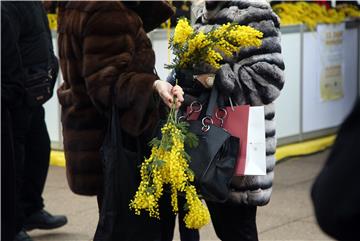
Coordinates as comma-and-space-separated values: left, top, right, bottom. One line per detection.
94, 105, 161, 241
183, 86, 240, 203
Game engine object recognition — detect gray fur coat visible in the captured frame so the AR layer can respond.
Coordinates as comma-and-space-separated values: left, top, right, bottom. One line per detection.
195, 0, 285, 206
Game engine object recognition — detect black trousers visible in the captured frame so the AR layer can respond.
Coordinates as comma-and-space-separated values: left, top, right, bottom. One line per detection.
12, 106, 51, 230
21, 106, 50, 216
159, 194, 199, 241
206, 201, 258, 241
1, 107, 17, 240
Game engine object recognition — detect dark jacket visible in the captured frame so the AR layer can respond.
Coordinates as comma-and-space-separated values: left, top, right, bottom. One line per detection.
1, 4, 25, 108
311, 100, 360, 241
57, 1, 174, 195
1, 1, 58, 107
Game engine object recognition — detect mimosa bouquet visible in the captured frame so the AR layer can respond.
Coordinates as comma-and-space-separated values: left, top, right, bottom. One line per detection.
130, 18, 263, 229
168, 18, 263, 71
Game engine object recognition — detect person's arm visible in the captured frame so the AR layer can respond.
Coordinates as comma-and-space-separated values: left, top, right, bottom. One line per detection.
40, 2, 59, 89
1, 6, 25, 108
232, 6, 284, 105
199, 2, 285, 105
82, 7, 182, 134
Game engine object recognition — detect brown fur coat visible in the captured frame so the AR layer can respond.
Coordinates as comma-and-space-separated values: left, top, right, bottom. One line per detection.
57, 1, 173, 195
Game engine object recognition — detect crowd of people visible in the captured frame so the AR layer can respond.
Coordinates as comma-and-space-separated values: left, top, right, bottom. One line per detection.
1, 1, 358, 241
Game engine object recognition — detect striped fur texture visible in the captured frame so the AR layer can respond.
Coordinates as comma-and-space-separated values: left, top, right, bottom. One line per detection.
195, 0, 285, 206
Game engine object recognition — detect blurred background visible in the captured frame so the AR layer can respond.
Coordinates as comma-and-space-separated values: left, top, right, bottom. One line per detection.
26, 1, 360, 240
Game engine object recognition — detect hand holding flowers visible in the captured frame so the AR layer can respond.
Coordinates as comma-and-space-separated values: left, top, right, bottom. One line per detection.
154, 80, 184, 109
131, 17, 264, 230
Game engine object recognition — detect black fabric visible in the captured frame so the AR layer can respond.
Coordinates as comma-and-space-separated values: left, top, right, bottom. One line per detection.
1, 5, 24, 238
174, 69, 208, 98
311, 99, 360, 241
166, 72, 239, 202
21, 107, 51, 216
1, 108, 17, 241
186, 120, 239, 202
2, 1, 58, 107
206, 201, 258, 241
24, 64, 54, 107
159, 195, 200, 241
10, 107, 31, 233
1, 2, 56, 70
94, 105, 161, 241
11, 106, 51, 231
1, 4, 25, 109
2, 1, 58, 236
184, 87, 239, 202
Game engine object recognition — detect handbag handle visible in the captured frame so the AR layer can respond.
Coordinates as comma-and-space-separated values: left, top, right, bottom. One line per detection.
201, 86, 220, 132
205, 86, 218, 117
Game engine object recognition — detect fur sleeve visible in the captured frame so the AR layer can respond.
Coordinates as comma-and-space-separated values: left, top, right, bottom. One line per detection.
199, 1, 285, 105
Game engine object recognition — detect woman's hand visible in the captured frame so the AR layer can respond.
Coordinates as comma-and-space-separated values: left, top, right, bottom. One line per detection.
194, 74, 215, 88
153, 80, 184, 109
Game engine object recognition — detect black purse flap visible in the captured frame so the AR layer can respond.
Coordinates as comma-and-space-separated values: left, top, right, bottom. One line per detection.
185, 120, 239, 202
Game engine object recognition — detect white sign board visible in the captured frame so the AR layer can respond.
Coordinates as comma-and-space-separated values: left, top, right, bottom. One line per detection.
317, 23, 345, 102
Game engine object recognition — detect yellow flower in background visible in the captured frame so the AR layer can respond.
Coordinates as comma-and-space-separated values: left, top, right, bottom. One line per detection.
337, 4, 360, 18
47, 14, 57, 31
173, 18, 194, 46
272, 2, 360, 30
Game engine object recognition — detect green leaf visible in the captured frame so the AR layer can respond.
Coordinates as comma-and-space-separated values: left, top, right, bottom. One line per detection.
183, 202, 190, 211
185, 167, 195, 177
153, 159, 165, 168
146, 165, 152, 173
186, 132, 199, 148
176, 122, 190, 134
161, 135, 173, 151
146, 186, 156, 194
182, 151, 191, 162
149, 138, 161, 147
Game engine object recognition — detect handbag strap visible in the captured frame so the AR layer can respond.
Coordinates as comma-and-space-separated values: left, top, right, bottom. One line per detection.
104, 84, 124, 149
106, 84, 142, 157
205, 86, 218, 117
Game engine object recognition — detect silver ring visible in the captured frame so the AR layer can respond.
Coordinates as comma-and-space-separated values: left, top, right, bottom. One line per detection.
178, 115, 187, 122
190, 101, 202, 113
215, 108, 228, 120
201, 125, 210, 132
202, 116, 214, 126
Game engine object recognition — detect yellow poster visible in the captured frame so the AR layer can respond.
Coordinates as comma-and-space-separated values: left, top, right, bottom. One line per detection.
317, 24, 345, 102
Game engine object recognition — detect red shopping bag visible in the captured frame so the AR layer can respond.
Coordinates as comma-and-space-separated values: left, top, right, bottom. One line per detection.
185, 103, 266, 176
214, 106, 266, 176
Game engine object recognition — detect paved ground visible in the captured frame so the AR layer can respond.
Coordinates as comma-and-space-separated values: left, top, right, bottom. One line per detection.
29, 150, 334, 241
